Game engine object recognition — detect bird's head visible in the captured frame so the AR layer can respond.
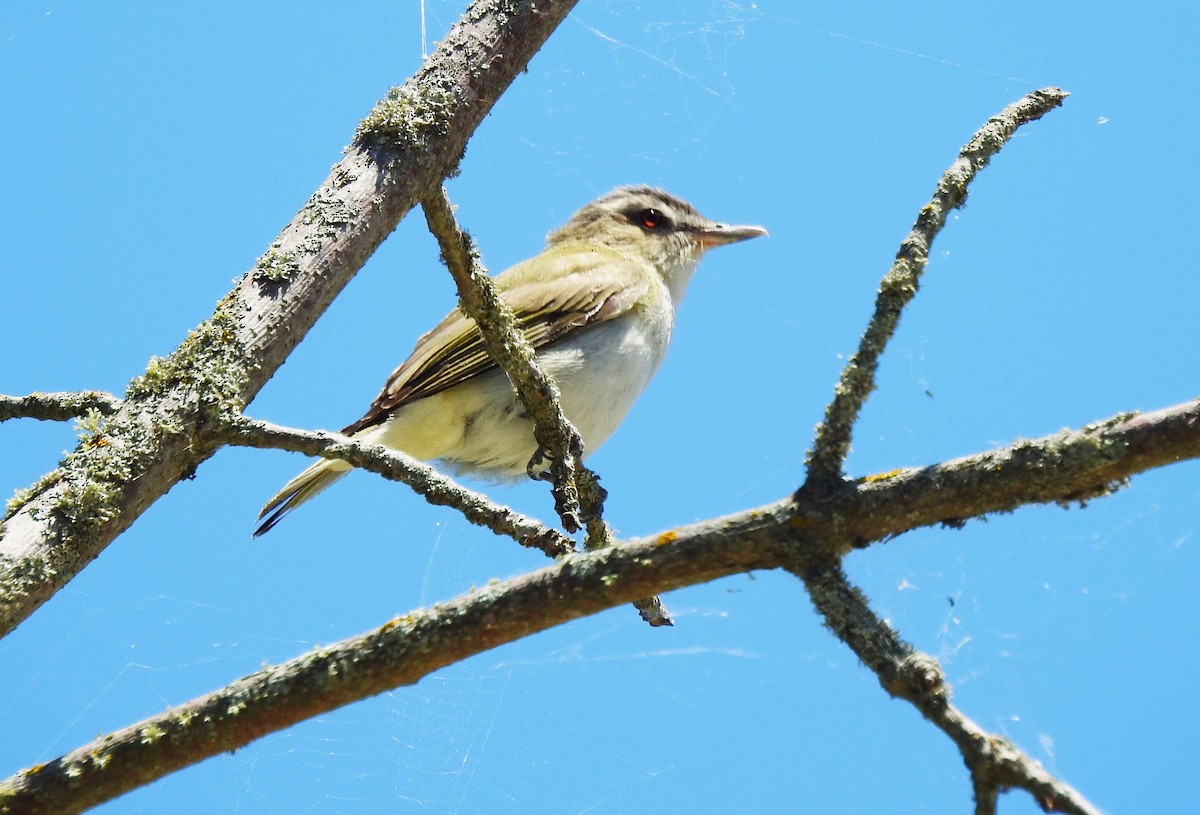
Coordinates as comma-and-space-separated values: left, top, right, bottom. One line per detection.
547, 186, 767, 299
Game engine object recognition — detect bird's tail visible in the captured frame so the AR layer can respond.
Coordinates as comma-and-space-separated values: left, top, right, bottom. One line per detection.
254, 457, 352, 537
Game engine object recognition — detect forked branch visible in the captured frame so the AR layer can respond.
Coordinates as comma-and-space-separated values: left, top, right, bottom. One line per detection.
804, 87, 1070, 485
5, 396, 1195, 813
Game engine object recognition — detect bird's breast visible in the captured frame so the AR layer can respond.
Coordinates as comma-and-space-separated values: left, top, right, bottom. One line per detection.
377, 307, 673, 479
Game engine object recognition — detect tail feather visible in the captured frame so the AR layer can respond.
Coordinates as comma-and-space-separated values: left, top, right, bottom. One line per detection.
254, 458, 352, 537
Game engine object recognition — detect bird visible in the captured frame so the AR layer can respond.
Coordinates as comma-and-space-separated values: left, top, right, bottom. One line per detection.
254, 185, 767, 536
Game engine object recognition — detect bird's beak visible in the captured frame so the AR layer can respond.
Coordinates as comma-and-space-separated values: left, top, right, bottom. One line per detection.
694, 222, 769, 249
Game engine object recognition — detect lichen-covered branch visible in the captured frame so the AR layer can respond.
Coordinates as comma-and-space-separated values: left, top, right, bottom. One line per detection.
417, 188, 598, 534
418, 188, 671, 626
810, 399, 1200, 552
0, 392, 122, 423
220, 417, 573, 557
5, 396, 1196, 813
792, 557, 1101, 815
804, 87, 1070, 484
0, 518, 779, 815
0, 0, 581, 640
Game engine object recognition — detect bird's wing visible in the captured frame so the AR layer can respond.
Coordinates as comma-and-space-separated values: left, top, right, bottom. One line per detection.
342, 245, 652, 435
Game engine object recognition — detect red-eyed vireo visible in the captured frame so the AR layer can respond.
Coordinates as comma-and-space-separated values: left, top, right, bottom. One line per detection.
255, 186, 767, 535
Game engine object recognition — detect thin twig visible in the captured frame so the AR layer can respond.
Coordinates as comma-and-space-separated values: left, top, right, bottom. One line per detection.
791, 557, 1101, 815
0, 391, 122, 423
418, 188, 671, 626
804, 87, 1070, 485
417, 188, 592, 531
219, 417, 574, 558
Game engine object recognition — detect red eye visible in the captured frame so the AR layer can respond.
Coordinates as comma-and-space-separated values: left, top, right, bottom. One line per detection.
639, 208, 664, 229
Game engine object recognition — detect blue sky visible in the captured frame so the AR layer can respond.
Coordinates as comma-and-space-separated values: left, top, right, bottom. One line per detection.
2, 2, 1197, 812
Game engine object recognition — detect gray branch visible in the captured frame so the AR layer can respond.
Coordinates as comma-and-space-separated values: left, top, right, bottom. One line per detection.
4, 397, 1195, 814
793, 86, 1108, 814
804, 88, 1070, 485
0, 392, 122, 423
220, 417, 574, 558
417, 188, 599, 535
418, 187, 671, 626
794, 559, 1101, 815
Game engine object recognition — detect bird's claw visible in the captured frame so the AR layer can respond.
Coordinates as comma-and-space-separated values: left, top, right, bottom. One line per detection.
526, 447, 552, 481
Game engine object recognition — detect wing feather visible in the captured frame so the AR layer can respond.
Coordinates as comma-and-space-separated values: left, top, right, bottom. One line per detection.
342, 245, 651, 435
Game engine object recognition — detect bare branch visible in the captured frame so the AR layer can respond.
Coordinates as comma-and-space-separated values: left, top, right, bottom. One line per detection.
972, 776, 999, 815
0, 0, 581, 640
220, 417, 574, 558
814, 399, 1200, 552
793, 558, 1102, 815
418, 188, 671, 626
0, 506, 791, 815
417, 188, 598, 534
805, 87, 1070, 484
5, 396, 1194, 812
0, 392, 121, 423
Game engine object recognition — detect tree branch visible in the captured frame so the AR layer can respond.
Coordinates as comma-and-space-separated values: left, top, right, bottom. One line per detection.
0, 0, 581, 640
805, 87, 1070, 485
4, 396, 1195, 813
0, 518, 776, 815
0, 392, 122, 423
418, 187, 671, 626
792, 558, 1101, 815
220, 416, 574, 558
417, 188, 598, 534
812, 399, 1200, 552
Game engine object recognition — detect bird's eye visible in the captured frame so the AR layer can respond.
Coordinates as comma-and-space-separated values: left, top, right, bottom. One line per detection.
636, 208, 665, 230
